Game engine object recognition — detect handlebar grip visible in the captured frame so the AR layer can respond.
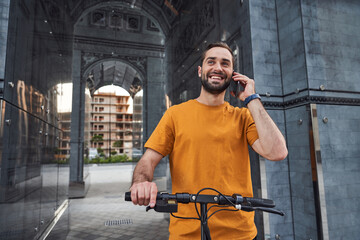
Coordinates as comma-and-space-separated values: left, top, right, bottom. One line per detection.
124, 192, 164, 202
245, 197, 275, 208
125, 192, 131, 201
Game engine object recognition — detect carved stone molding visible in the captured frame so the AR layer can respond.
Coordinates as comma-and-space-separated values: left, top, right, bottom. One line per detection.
81, 52, 147, 76
74, 36, 164, 54
173, 0, 214, 65
262, 96, 360, 109
69, 0, 170, 35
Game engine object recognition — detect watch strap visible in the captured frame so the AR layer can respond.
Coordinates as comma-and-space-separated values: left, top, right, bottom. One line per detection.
244, 94, 261, 106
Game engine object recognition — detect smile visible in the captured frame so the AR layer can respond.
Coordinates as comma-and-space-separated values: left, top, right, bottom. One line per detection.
208, 73, 226, 81
210, 76, 223, 80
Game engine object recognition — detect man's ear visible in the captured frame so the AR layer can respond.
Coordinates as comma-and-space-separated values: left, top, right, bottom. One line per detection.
198, 66, 202, 77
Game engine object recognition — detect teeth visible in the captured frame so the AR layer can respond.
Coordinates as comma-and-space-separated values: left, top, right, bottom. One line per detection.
211, 76, 222, 80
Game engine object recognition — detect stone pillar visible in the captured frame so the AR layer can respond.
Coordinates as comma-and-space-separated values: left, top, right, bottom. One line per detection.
69, 49, 88, 198
144, 56, 167, 186
0, 0, 10, 82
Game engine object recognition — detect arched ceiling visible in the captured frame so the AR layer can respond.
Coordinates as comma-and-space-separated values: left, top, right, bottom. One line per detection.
85, 60, 142, 98
38, 0, 191, 93
75, 3, 160, 98
40, 0, 187, 37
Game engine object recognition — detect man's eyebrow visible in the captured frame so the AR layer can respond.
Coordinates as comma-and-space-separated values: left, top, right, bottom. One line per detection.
205, 57, 216, 61
205, 57, 231, 62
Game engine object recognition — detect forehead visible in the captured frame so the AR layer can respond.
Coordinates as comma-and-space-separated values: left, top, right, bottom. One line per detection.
204, 47, 232, 61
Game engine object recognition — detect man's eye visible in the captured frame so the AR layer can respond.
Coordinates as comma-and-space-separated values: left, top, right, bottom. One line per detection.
207, 60, 214, 64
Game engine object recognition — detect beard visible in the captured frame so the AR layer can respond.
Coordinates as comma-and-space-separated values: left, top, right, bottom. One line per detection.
200, 71, 231, 95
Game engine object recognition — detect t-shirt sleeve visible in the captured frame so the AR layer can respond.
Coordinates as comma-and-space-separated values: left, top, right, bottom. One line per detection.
144, 109, 175, 157
245, 109, 259, 146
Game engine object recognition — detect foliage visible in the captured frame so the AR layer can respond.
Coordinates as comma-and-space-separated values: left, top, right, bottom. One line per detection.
89, 154, 132, 164
111, 154, 130, 162
91, 134, 104, 143
97, 147, 105, 157
112, 140, 123, 148
58, 158, 69, 164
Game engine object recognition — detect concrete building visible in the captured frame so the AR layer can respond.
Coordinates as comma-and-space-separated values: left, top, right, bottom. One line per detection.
90, 91, 133, 157
132, 91, 143, 159
0, 0, 359, 239
58, 89, 137, 159
58, 112, 71, 158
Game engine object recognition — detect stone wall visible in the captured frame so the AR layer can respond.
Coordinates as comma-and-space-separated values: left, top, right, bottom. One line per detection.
317, 105, 360, 239
0, 0, 10, 82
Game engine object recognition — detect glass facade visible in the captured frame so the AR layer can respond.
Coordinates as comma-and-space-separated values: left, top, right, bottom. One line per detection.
0, 0, 360, 239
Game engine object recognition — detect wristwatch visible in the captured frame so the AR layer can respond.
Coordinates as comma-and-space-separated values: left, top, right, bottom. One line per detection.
244, 94, 261, 106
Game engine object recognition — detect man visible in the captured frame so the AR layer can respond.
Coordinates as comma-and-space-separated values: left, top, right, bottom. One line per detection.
129, 42, 288, 239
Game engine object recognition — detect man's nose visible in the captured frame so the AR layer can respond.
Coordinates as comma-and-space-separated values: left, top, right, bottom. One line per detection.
213, 62, 222, 71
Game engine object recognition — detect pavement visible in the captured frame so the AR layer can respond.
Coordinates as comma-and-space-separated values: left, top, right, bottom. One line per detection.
47, 163, 169, 240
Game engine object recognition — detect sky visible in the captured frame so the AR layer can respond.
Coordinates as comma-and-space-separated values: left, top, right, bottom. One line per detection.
57, 83, 140, 113
94, 85, 130, 95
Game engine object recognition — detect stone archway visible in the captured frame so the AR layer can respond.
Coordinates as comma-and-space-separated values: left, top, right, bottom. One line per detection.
83, 58, 144, 98
69, 2, 167, 198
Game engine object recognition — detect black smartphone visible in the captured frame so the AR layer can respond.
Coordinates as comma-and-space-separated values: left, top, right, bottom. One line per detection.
230, 71, 241, 97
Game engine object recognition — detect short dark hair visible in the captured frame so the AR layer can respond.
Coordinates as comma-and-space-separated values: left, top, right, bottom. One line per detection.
201, 42, 234, 65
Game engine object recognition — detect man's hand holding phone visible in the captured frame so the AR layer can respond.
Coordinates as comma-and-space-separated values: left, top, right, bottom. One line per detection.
231, 72, 256, 101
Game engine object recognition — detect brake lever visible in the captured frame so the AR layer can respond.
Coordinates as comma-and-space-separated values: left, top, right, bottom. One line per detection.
238, 205, 284, 216
254, 207, 285, 216
145, 199, 178, 213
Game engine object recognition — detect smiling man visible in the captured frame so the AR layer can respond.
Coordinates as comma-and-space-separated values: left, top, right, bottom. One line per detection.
129, 42, 288, 240
199, 47, 233, 95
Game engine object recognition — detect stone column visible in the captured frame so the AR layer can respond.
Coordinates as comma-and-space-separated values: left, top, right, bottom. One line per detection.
69, 49, 88, 198
0, 0, 10, 82
144, 56, 167, 187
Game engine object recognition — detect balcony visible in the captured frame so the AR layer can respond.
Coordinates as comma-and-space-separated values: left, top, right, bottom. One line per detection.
111, 128, 133, 133
115, 118, 132, 122
91, 129, 108, 132
115, 102, 130, 106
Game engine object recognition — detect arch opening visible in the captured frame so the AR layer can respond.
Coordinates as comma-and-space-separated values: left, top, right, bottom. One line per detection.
88, 85, 142, 160
84, 60, 143, 98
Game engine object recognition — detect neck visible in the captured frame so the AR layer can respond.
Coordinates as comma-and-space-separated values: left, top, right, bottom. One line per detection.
196, 88, 226, 106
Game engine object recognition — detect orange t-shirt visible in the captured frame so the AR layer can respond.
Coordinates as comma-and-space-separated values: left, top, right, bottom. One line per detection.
145, 100, 259, 240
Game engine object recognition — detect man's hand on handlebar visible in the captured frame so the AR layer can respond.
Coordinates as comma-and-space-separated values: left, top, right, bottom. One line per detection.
129, 181, 158, 207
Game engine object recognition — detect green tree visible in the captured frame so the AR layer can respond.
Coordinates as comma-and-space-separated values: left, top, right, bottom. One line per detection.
97, 147, 105, 157
112, 140, 123, 148
91, 134, 104, 143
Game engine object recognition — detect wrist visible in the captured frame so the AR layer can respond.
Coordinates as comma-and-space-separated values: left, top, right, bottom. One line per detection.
244, 93, 261, 106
